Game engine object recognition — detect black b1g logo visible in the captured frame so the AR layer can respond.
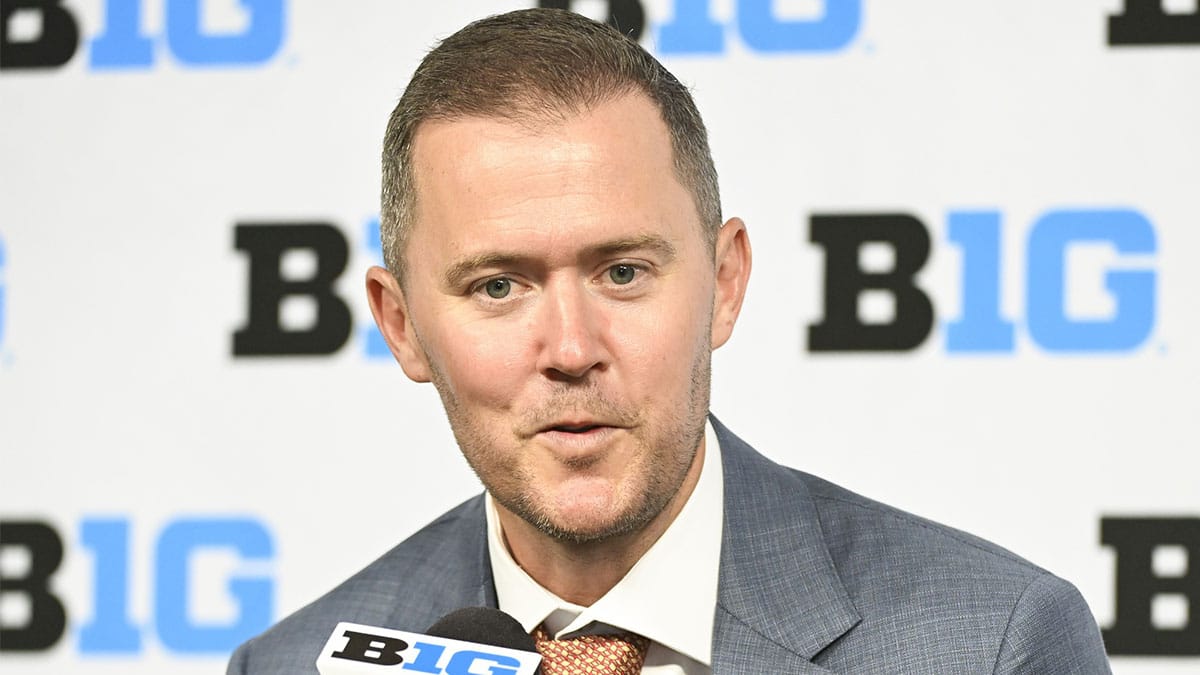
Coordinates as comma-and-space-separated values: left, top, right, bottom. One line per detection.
1109, 0, 1200, 45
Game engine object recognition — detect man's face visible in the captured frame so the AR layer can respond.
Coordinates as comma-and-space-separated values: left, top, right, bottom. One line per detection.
369, 93, 746, 544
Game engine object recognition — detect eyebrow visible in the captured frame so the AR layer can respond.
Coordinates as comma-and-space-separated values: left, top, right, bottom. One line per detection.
442, 233, 678, 289
592, 233, 677, 261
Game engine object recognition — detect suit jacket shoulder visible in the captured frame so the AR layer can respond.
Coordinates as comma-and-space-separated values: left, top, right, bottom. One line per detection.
227, 495, 495, 675
807, 471, 1107, 672
711, 418, 1110, 674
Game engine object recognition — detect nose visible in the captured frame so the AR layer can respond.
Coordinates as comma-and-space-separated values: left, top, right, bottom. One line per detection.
535, 279, 609, 380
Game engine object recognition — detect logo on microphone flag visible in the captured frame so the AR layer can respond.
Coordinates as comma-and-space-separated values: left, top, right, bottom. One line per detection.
318, 621, 542, 675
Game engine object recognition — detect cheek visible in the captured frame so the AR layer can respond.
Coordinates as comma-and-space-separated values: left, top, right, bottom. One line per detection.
430, 315, 532, 405
615, 298, 708, 380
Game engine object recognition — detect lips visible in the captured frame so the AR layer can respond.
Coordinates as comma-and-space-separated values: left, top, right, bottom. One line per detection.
533, 419, 623, 454
548, 423, 603, 433
533, 414, 618, 434
523, 406, 633, 453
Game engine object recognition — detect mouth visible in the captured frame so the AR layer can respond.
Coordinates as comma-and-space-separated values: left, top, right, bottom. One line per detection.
533, 420, 623, 453
546, 423, 605, 434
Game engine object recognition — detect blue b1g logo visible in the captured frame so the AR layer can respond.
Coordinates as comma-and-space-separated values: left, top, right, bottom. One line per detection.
658, 0, 860, 54
0, 0, 286, 71
538, 0, 861, 54
0, 517, 273, 654
808, 208, 1158, 353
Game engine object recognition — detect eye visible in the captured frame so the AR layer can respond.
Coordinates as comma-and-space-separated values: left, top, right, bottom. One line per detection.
484, 278, 511, 299
608, 264, 637, 285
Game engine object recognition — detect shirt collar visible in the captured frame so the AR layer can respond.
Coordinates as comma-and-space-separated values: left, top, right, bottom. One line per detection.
486, 419, 723, 666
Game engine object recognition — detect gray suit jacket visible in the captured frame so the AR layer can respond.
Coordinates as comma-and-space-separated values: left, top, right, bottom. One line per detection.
228, 418, 1110, 673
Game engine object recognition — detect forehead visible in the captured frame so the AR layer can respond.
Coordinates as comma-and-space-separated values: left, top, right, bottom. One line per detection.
404, 93, 702, 273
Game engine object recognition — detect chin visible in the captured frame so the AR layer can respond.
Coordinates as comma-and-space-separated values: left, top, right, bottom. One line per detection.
529, 490, 661, 544
533, 515, 639, 545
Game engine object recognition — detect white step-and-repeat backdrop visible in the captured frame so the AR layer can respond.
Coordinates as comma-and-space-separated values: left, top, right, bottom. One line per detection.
2, 1, 1197, 672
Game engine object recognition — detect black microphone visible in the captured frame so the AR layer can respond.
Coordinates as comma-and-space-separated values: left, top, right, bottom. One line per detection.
425, 607, 539, 655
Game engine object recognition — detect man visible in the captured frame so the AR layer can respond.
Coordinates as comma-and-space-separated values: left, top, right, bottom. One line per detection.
229, 8, 1110, 674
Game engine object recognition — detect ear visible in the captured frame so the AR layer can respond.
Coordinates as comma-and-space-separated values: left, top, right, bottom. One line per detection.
365, 265, 433, 383
710, 217, 752, 350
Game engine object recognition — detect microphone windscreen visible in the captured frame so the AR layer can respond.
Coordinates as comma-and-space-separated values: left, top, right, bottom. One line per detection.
425, 607, 538, 654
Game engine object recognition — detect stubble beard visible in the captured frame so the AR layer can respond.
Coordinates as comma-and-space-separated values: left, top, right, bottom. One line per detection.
426, 341, 712, 546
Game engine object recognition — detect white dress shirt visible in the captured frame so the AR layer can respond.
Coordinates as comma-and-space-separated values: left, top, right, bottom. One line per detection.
485, 420, 723, 674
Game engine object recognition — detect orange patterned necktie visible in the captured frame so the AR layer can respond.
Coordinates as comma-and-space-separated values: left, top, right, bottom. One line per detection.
533, 623, 650, 675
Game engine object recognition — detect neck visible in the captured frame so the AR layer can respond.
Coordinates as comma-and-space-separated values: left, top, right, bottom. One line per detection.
495, 437, 706, 606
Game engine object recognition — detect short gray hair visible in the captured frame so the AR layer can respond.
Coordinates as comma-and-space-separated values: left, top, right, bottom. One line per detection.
380, 8, 721, 282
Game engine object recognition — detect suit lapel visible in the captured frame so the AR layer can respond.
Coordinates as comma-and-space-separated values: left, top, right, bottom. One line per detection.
710, 417, 860, 673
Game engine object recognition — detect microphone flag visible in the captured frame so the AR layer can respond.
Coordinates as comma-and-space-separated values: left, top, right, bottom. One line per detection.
316, 620, 542, 675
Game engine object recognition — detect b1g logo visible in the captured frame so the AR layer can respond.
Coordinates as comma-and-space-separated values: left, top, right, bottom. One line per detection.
0, 517, 273, 654
807, 208, 1158, 353
0, 0, 286, 71
540, 0, 861, 54
1109, 0, 1200, 46
1102, 516, 1200, 656
320, 623, 542, 675
231, 218, 390, 359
